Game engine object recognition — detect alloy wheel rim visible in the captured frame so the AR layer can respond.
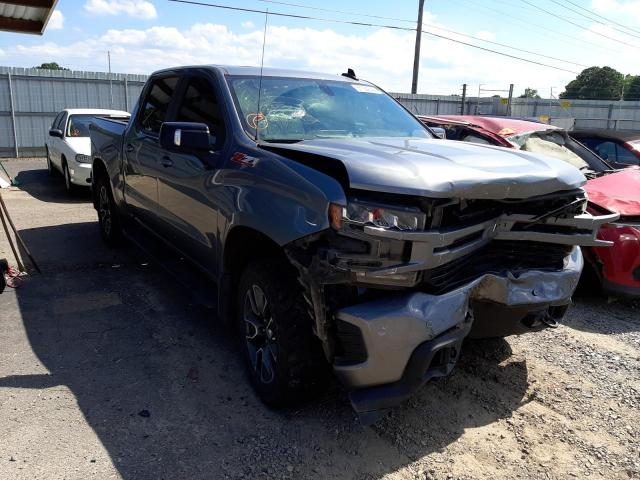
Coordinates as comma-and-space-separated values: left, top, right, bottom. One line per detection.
98, 185, 112, 236
243, 284, 278, 384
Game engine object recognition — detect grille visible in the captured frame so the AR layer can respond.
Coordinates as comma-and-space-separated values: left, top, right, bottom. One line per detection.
421, 241, 572, 294
431, 190, 585, 229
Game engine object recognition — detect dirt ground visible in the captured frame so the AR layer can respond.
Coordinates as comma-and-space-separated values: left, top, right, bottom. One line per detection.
0, 158, 638, 480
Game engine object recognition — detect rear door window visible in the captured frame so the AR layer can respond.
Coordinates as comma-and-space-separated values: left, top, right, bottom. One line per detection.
591, 140, 617, 163
139, 76, 179, 135
51, 112, 63, 129
615, 143, 639, 165
56, 112, 68, 132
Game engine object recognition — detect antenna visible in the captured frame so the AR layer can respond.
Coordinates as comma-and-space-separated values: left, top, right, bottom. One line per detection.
256, 8, 269, 142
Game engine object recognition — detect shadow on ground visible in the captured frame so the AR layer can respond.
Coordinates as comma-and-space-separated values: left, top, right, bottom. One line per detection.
0, 219, 533, 479
13, 165, 92, 204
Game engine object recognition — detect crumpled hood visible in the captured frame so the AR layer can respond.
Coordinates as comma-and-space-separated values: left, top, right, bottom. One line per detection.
584, 167, 640, 216
64, 137, 91, 155
269, 137, 585, 199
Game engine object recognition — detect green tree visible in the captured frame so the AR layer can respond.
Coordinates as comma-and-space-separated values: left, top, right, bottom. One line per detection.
623, 75, 640, 101
34, 62, 69, 71
559, 66, 624, 100
519, 87, 541, 99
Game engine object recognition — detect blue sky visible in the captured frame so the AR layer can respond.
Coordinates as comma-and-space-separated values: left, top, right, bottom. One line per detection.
0, 0, 639, 95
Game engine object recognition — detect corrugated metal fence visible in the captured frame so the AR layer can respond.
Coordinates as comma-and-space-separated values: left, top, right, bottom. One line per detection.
2, 66, 640, 158
391, 92, 640, 131
0, 66, 146, 158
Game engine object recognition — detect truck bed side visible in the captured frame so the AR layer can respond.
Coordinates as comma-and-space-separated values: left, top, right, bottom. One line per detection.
89, 117, 128, 208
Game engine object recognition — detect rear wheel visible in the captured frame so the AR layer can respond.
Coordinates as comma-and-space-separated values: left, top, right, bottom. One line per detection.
96, 176, 123, 246
237, 258, 327, 407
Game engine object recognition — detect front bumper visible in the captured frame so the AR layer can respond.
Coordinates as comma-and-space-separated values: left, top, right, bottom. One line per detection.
69, 162, 92, 186
335, 246, 583, 413
589, 223, 640, 297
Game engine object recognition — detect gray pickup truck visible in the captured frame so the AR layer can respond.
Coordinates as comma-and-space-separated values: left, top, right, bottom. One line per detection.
89, 65, 615, 419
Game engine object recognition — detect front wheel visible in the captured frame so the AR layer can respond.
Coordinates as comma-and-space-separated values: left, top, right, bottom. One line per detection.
96, 176, 123, 246
237, 258, 327, 407
62, 160, 75, 193
46, 147, 54, 176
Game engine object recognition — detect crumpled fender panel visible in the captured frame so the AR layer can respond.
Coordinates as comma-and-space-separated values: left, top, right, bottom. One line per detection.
591, 224, 640, 292
585, 167, 640, 216
334, 247, 582, 389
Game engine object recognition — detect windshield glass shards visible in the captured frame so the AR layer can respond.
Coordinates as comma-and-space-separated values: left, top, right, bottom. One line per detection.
508, 129, 610, 173
226, 75, 431, 143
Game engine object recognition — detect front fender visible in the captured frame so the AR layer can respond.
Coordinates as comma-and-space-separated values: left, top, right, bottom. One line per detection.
218, 153, 347, 249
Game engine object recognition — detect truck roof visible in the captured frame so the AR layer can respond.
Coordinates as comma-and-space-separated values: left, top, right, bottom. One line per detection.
63, 108, 130, 116
151, 65, 364, 83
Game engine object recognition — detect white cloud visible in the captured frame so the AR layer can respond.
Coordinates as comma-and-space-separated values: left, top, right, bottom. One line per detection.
241, 21, 255, 29
474, 30, 496, 41
591, 0, 640, 21
84, 0, 157, 20
4, 20, 627, 95
48, 10, 64, 30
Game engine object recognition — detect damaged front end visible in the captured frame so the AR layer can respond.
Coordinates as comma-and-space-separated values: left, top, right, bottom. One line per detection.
286, 188, 617, 416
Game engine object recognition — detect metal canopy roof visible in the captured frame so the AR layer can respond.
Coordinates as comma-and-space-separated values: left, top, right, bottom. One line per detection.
0, 0, 59, 35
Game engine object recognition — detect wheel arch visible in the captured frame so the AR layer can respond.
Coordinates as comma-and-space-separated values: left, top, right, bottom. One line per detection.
219, 225, 290, 323
91, 158, 109, 209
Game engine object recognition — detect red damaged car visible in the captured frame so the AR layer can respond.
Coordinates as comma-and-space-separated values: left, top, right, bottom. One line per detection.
419, 115, 640, 297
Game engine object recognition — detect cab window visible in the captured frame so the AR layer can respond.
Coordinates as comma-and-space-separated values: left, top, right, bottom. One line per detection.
139, 76, 179, 135
175, 76, 225, 149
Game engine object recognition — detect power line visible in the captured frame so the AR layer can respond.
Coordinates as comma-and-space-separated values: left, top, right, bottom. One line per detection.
264, 0, 589, 67
548, 0, 640, 41
169, 0, 580, 74
258, 0, 416, 25
419, 29, 579, 73
561, 0, 640, 36
423, 24, 588, 68
451, 0, 619, 54
518, 0, 640, 49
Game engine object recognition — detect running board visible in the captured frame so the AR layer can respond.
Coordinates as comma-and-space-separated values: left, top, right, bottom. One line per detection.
123, 222, 219, 310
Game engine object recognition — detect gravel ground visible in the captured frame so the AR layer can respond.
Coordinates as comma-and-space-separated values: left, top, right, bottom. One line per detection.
0, 158, 638, 480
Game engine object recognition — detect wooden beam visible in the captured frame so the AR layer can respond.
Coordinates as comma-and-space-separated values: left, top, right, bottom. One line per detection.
0, 0, 55, 8
0, 16, 44, 34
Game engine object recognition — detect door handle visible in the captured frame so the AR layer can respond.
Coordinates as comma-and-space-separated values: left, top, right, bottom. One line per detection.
125, 144, 135, 153
161, 156, 173, 168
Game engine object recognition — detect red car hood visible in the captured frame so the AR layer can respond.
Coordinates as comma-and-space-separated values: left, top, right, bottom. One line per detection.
585, 167, 640, 216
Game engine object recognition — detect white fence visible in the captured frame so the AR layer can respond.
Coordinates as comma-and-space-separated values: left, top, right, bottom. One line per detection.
2, 66, 639, 158
391, 92, 640, 131
0, 66, 146, 158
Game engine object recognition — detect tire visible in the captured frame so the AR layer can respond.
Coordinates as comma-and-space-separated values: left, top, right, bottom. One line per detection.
237, 258, 327, 407
45, 147, 54, 176
96, 175, 123, 246
62, 159, 75, 194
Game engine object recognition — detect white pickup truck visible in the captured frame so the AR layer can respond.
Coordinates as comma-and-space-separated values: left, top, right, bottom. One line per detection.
45, 108, 130, 192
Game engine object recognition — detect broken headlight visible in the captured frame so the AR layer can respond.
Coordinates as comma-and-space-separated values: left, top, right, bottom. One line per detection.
330, 200, 426, 232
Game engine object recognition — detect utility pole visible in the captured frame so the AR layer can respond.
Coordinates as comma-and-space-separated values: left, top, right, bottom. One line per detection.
411, 0, 425, 94
461, 83, 467, 114
108, 51, 113, 109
